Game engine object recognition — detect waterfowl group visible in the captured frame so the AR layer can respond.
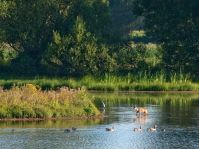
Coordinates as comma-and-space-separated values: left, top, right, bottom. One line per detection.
104, 125, 164, 132
64, 125, 164, 133
133, 125, 163, 132
63, 105, 165, 134
132, 105, 165, 132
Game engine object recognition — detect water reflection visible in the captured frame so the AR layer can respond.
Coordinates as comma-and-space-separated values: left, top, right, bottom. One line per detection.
0, 93, 199, 149
133, 115, 148, 124
93, 92, 199, 127
0, 119, 103, 129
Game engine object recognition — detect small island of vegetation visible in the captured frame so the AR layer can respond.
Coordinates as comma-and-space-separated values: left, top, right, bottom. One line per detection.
0, 84, 100, 120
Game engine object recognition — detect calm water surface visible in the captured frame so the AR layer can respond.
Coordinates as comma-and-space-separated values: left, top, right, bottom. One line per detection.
0, 93, 199, 149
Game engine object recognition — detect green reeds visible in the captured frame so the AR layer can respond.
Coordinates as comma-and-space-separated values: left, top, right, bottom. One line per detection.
0, 73, 198, 91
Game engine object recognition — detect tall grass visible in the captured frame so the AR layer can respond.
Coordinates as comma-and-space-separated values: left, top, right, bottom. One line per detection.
0, 73, 198, 91
0, 84, 100, 119
79, 73, 198, 91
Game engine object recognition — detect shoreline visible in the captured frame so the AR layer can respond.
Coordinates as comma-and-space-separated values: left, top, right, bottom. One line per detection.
89, 90, 199, 94
0, 114, 105, 122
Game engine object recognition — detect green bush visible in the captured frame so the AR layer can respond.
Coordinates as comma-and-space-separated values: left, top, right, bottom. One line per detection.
0, 107, 10, 118
34, 106, 53, 118
10, 106, 23, 118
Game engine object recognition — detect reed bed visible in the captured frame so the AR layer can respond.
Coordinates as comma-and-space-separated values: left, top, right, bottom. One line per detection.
0, 73, 199, 91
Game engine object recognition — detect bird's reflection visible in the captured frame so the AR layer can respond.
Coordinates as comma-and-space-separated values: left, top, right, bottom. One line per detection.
133, 114, 148, 124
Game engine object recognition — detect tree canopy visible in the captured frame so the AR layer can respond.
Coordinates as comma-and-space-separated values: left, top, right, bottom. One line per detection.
133, 0, 199, 75
0, 0, 115, 76
0, 0, 199, 78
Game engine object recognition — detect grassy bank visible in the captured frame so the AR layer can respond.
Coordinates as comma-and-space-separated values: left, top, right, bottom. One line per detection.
0, 84, 100, 119
0, 73, 199, 91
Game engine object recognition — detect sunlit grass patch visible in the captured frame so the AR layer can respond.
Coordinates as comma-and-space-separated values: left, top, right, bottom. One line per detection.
0, 84, 100, 119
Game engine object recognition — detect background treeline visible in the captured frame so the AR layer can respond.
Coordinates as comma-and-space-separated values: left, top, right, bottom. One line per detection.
0, 0, 199, 80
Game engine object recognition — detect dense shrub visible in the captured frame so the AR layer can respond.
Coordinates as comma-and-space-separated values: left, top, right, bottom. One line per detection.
0, 84, 100, 119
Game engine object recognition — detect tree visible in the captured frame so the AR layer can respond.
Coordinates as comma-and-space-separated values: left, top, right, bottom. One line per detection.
133, 0, 199, 75
0, 0, 112, 75
116, 43, 162, 74
44, 17, 115, 76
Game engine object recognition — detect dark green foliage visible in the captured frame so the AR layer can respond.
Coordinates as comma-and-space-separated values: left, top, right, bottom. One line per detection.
116, 43, 162, 74
133, 0, 199, 75
109, 0, 137, 42
0, 0, 199, 79
34, 106, 52, 118
84, 107, 92, 115
44, 17, 115, 76
0, 0, 113, 76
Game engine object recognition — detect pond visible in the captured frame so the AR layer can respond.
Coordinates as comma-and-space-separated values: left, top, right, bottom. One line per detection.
0, 93, 199, 149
